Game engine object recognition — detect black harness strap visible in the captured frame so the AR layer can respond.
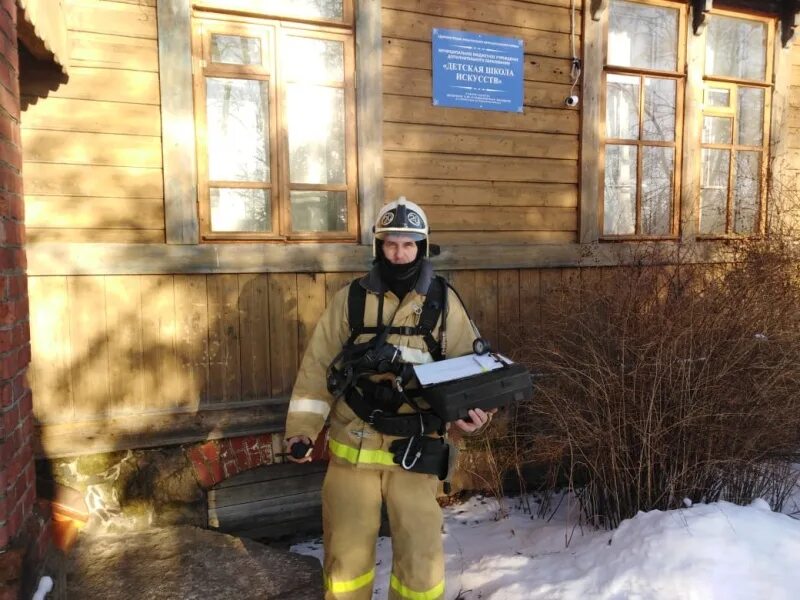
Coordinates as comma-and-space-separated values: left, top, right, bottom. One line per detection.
418, 276, 446, 361
345, 276, 447, 358
331, 274, 461, 476
345, 278, 367, 346
334, 275, 451, 437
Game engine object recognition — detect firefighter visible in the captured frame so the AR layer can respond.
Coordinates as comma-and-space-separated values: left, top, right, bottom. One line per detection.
284, 197, 493, 600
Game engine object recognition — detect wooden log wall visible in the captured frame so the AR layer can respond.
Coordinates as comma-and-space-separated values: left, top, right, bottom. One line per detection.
21, 0, 800, 459
381, 0, 580, 245
29, 272, 340, 423
29, 267, 601, 455
784, 35, 800, 194
21, 0, 163, 243
208, 461, 327, 541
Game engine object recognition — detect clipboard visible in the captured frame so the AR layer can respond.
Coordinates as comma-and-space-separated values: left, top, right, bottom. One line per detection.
412, 353, 510, 386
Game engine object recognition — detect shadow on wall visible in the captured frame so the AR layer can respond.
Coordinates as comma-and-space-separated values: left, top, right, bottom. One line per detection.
29, 273, 303, 445
19, 44, 68, 111
29, 272, 340, 550
29, 271, 331, 595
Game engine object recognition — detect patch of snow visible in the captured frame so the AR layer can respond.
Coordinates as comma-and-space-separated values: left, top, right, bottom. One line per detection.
292, 492, 800, 599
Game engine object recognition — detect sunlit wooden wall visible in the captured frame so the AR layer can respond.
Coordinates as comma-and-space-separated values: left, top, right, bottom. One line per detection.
20, 0, 800, 457
21, 0, 163, 243
381, 0, 580, 245
787, 33, 800, 181
26, 269, 581, 425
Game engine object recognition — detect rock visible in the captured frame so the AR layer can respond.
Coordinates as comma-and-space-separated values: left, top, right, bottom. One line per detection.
75, 452, 127, 479
66, 525, 323, 600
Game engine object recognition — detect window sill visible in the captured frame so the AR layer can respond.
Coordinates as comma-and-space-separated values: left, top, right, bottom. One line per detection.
27, 239, 743, 276
599, 235, 681, 242
695, 234, 764, 241
200, 233, 359, 243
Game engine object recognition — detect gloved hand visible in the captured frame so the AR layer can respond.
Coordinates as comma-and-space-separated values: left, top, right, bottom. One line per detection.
285, 436, 313, 463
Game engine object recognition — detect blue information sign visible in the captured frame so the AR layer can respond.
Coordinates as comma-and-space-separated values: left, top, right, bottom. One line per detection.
432, 28, 524, 113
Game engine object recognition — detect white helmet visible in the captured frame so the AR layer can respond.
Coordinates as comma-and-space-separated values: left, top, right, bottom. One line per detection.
373, 196, 429, 257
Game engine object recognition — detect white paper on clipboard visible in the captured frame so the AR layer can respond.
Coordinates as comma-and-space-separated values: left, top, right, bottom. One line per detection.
412, 353, 512, 386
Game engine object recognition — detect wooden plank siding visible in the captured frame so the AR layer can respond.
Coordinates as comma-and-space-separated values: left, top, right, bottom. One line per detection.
174, 275, 210, 407
208, 462, 328, 541
296, 274, 326, 364
238, 274, 271, 402
32, 266, 603, 456
207, 275, 242, 405
20, 0, 164, 244
383, 0, 576, 35
23, 0, 800, 463
381, 0, 579, 246
69, 31, 159, 71
780, 37, 800, 194
267, 274, 299, 399
66, 0, 158, 39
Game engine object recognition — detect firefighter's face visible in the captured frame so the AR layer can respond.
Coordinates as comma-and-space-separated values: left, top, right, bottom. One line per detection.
382, 234, 418, 265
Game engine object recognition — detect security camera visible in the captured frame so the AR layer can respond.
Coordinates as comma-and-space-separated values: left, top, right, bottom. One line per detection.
565, 95, 579, 107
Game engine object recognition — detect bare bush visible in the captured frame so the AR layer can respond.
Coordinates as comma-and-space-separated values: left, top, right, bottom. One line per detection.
484, 240, 800, 528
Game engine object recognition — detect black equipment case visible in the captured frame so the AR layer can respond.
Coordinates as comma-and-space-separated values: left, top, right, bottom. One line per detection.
421, 362, 533, 422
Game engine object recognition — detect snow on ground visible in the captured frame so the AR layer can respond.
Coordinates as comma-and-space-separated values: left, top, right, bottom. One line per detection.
292, 485, 800, 599
784, 465, 800, 519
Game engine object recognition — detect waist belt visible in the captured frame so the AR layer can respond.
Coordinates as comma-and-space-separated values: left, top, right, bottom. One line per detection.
344, 384, 444, 437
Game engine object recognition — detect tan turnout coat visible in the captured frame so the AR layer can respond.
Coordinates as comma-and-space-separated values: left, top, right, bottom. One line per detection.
285, 260, 478, 470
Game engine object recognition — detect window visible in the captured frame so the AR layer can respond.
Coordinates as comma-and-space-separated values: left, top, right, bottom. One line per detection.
191, 2, 358, 241
603, 0, 684, 237
600, 1, 773, 239
699, 15, 771, 235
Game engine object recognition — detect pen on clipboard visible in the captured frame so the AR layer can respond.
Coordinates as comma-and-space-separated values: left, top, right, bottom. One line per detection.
472, 355, 490, 372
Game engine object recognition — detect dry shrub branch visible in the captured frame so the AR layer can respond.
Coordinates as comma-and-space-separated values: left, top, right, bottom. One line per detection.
487, 239, 800, 528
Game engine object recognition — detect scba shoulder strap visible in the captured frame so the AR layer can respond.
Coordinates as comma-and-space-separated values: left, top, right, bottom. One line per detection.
345, 275, 448, 360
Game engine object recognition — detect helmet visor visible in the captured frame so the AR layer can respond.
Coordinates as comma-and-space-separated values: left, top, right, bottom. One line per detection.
375, 230, 427, 242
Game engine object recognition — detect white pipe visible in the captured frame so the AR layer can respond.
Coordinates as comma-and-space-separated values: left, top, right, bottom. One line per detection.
32, 575, 53, 600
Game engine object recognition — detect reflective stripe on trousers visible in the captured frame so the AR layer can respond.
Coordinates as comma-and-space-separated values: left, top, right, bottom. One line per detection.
325, 568, 375, 595
328, 437, 397, 467
390, 573, 445, 600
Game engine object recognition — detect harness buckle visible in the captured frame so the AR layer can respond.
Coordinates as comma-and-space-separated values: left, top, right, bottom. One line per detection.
393, 376, 404, 393
367, 409, 383, 425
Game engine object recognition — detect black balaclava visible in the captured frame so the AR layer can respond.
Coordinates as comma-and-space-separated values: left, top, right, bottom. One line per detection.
375, 240, 426, 300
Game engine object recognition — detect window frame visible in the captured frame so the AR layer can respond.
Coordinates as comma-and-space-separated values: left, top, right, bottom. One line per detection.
193, 20, 281, 240
697, 7, 774, 239
191, 6, 359, 243
193, 0, 354, 28
600, 0, 687, 240
589, 0, 776, 243
276, 25, 359, 241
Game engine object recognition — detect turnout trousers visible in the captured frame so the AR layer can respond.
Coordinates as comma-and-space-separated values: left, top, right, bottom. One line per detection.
322, 461, 445, 600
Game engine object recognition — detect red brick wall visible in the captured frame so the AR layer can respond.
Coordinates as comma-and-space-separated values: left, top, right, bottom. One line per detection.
187, 431, 329, 489
0, 1, 47, 597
